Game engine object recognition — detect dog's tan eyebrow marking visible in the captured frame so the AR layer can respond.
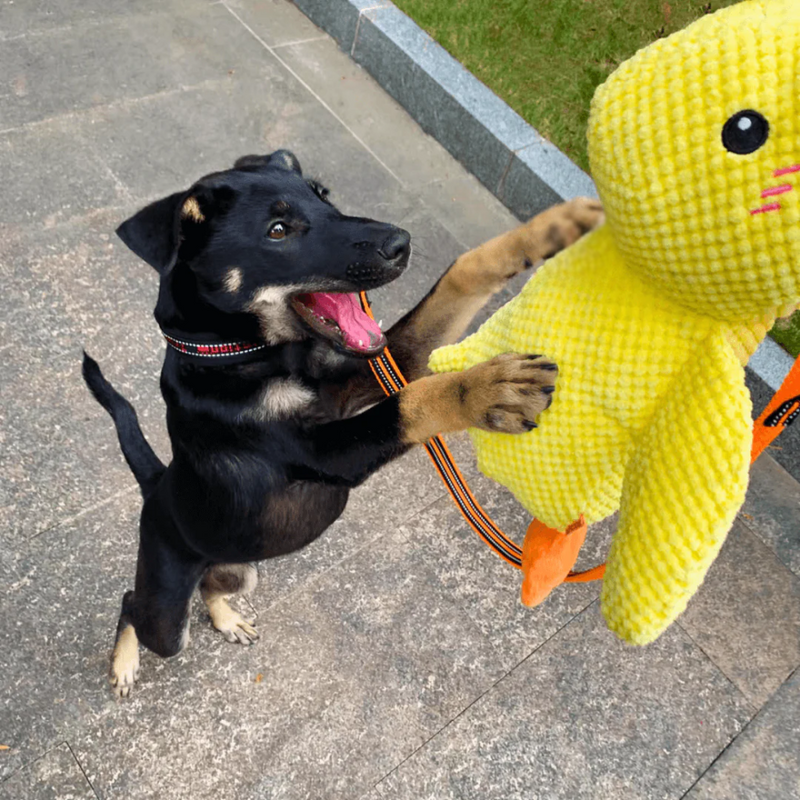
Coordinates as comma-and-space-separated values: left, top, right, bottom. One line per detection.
272, 200, 291, 215
223, 268, 243, 293
181, 196, 205, 222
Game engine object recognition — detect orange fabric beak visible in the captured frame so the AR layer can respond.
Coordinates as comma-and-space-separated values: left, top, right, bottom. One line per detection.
520, 515, 594, 606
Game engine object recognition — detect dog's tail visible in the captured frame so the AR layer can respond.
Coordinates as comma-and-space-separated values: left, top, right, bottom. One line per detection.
82, 352, 166, 497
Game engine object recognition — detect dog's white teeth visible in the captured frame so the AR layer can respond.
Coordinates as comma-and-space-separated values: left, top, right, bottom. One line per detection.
359, 339, 364, 346
378, 320, 383, 328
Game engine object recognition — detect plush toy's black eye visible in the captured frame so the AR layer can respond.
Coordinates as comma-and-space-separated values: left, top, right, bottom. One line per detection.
722, 110, 769, 155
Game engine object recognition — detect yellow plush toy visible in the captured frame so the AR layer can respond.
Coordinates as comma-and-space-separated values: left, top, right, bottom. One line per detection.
429, 0, 800, 644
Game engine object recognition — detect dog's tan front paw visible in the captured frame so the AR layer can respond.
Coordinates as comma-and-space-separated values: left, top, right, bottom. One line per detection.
462, 353, 557, 433
520, 196, 604, 264
110, 625, 140, 698
560, 196, 605, 234
207, 597, 259, 645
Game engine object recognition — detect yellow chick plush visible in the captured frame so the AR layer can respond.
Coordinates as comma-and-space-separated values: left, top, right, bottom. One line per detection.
429, 0, 800, 644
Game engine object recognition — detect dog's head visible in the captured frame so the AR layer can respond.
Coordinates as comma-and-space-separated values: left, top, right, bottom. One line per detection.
116, 150, 411, 356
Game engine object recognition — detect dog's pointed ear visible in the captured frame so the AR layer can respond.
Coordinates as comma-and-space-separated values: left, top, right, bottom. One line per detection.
116, 191, 190, 274
233, 149, 302, 175
116, 187, 229, 274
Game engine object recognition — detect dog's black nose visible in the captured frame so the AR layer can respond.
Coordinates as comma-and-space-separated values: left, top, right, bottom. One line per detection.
378, 229, 411, 261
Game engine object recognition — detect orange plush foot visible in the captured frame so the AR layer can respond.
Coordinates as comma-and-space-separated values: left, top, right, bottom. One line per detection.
520, 516, 588, 606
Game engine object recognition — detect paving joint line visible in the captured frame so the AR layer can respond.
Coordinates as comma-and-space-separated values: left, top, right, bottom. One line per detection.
271, 34, 328, 49
27, 484, 139, 541
222, 1, 405, 187
735, 507, 800, 578
0, 741, 70, 787
0, 78, 228, 138
65, 742, 101, 800
494, 151, 515, 197
0, 1, 226, 45
369, 598, 599, 792
676, 666, 799, 800
675, 620, 758, 717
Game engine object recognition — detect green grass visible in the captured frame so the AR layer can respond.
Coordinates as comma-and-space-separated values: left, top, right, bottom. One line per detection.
394, 0, 800, 358
393, 0, 738, 172
771, 314, 800, 358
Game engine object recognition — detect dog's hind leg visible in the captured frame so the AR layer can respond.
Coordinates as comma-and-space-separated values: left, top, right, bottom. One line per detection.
200, 564, 259, 645
110, 591, 139, 698
109, 517, 207, 697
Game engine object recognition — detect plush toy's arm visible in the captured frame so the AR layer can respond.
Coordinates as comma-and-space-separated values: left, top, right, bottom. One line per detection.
601, 331, 752, 644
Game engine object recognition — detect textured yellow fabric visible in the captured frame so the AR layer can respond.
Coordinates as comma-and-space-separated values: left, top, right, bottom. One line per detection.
429, 0, 800, 644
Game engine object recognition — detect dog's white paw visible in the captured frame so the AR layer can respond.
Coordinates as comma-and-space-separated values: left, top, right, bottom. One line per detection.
207, 597, 259, 645
110, 625, 140, 698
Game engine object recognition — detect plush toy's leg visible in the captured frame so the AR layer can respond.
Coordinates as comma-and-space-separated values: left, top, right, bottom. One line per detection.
520, 515, 587, 606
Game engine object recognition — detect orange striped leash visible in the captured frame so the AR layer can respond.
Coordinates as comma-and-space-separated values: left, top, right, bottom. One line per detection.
360, 292, 800, 599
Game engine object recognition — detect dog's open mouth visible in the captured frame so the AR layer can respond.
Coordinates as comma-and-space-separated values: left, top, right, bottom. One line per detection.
291, 292, 386, 357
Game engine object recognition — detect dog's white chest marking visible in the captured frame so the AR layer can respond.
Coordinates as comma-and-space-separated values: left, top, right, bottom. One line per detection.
244, 378, 315, 421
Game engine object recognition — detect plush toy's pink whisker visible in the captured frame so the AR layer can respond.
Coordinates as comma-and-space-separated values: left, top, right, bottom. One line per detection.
774, 164, 800, 177
761, 184, 793, 198
750, 202, 782, 215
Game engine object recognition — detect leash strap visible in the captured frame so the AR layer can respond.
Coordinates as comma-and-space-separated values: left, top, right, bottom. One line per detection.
360, 291, 524, 569
360, 292, 800, 576
751, 355, 800, 461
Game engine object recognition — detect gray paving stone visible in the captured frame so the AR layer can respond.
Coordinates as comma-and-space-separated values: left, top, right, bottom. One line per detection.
0, 211, 168, 545
679, 521, 800, 709
0, 125, 122, 230
0, 491, 141, 781
0, 742, 96, 800
372, 603, 752, 800
0, 0, 207, 41
415, 175, 520, 250
223, 0, 325, 48
248, 445, 448, 610
357, 5, 536, 149
351, 6, 516, 196
274, 34, 466, 189
0, 2, 277, 132
742, 454, 800, 578
73, 73, 412, 218
685, 668, 800, 800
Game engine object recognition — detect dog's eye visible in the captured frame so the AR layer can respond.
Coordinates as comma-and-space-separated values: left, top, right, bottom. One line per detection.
722, 110, 769, 155
267, 222, 287, 240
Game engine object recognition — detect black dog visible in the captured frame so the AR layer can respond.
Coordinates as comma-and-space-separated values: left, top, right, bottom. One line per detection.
83, 150, 603, 696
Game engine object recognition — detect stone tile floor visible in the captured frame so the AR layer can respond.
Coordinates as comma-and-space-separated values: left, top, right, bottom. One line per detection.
0, 1, 798, 798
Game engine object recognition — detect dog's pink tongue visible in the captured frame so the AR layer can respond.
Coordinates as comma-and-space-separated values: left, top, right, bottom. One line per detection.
308, 293, 385, 353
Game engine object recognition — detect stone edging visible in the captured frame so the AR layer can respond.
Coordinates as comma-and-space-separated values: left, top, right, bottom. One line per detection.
290, 0, 793, 389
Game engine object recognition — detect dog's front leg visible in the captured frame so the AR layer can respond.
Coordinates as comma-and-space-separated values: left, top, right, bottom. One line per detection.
385, 197, 603, 381
307, 352, 556, 486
